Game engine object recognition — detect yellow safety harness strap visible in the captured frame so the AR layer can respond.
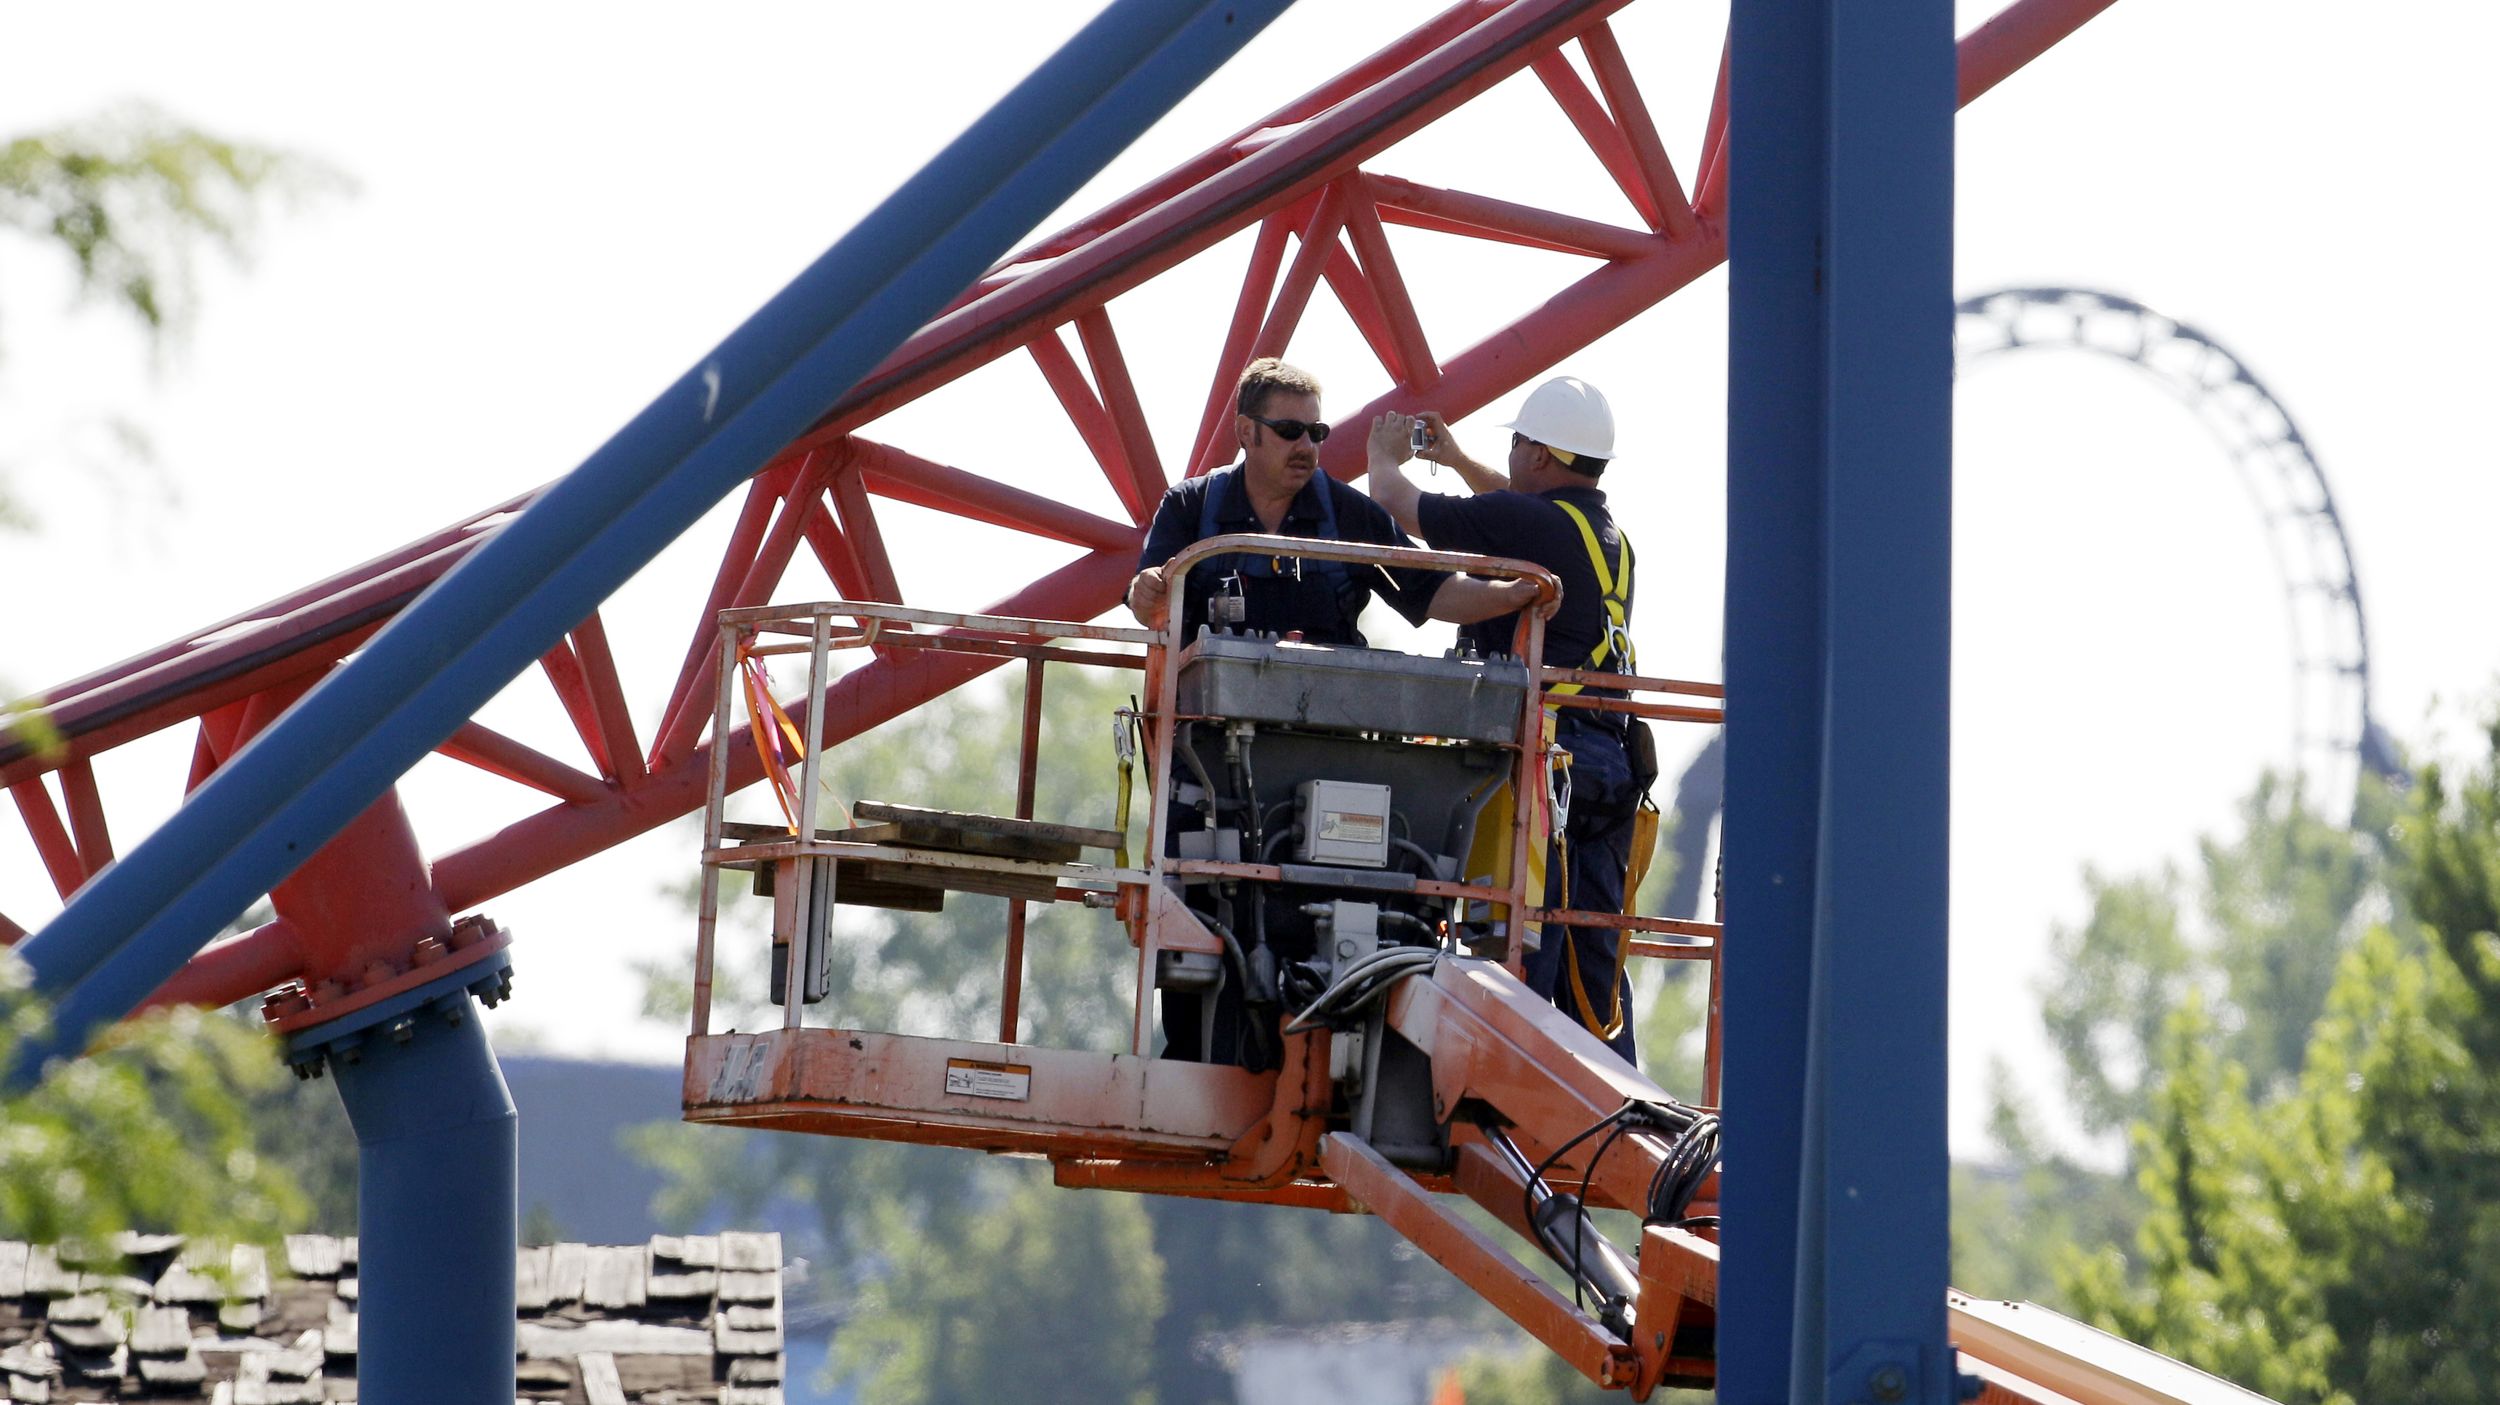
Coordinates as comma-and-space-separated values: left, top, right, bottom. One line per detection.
1554, 833, 1632, 1043
1547, 500, 1635, 697
1112, 705, 1141, 869
1545, 501, 1637, 1041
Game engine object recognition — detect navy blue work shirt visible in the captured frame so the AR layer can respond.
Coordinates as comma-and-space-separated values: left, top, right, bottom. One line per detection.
1138, 466, 1446, 646
1415, 484, 1633, 677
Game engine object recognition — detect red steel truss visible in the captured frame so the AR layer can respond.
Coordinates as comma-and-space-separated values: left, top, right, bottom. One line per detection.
0, 0, 2114, 1007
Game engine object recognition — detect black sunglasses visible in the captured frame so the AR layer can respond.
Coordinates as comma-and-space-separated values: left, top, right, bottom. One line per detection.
1247, 414, 1331, 444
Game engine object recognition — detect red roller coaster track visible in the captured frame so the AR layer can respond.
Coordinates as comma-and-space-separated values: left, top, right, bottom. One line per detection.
0, 0, 2112, 1017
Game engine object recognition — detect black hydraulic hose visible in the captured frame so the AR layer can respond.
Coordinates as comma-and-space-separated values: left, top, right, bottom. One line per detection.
1644, 1111, 1721, 1228
1377, 910, 1439, 946
1229, 733, 1277, 994
1199, 910, 1276, 1066
1173, 721, 1223, 832
1388, 836, 1440, 878
1232, 730, 1264, 858
1198, 912, 1259, 1010
1480, 1124, 1636, 1336
1532, 1194, 1640, 1321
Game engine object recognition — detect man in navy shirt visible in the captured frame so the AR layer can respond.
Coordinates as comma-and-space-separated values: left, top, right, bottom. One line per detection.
1363, 377, 1645, 1062
1129, 359, 1534, 1068
1128, 359, 1535, 642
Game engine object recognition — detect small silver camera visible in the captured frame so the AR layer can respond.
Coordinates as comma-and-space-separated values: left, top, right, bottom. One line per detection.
1409, 419, 1431, 457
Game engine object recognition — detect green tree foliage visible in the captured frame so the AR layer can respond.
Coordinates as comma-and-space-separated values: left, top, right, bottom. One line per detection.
2039, 774, 2386, 1143
1442, 1346, 1710, 1404
1952, 770, 2394, 1306
838, 1181, 1166, 1405
2037, 862, 2195, 1139
1626, 806, 1708, 1099
0, 102, 342, 548
239, 1041, 358, 1231
0, 952, 309, 1247
1448, 1350, 1614, 1404
2, 104, 342, 759
2400, 713, 2500, 1045
1948, 1061, 2142, 1303
2058, 991, 2349, 1402
0, 103, 343, 363
0, 111, 354, 1252
2036, 709, 2500, 1402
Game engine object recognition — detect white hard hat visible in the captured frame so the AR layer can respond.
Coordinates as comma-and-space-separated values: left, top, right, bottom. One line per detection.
1500, 376, 1615, 461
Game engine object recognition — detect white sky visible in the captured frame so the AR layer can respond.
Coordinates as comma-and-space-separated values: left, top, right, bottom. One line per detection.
2, 0, 2495, 1161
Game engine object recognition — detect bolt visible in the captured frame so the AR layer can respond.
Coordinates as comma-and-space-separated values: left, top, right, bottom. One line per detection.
441, 1001, 465, 1027
1868, 1364, 1911, 1403
389, 1017, 416, 1045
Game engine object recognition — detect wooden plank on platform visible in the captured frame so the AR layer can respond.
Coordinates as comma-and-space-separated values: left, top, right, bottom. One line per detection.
852, 801, 1121, 853
837, 820, 1078, 864
830, 861, 949, 912
731, 850, 947, 911
861, 860, 1058, 904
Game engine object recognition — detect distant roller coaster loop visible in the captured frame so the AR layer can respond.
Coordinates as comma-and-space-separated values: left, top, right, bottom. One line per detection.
1953, 286, 2401, 821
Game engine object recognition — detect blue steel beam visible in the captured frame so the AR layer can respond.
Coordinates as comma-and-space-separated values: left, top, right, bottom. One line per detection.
1717, 0, 1827, 1381
12, 0, 1297, 1077
1723, 0, 1955, 1402
309, 981, 518, 1404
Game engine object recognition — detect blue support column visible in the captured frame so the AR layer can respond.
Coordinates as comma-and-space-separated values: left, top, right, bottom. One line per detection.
1723, 0, 1955, 1401
11, 0, 1297, 1076
290, 957, 518, 1405
1717, 0, 1827, 1374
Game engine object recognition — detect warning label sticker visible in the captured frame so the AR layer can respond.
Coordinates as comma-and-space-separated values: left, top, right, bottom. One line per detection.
1319, 811, 1385, 845
944, 1058, 1033, 1101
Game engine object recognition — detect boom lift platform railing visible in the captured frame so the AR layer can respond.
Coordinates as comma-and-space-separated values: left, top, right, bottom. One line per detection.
685, 536, 1733, 1395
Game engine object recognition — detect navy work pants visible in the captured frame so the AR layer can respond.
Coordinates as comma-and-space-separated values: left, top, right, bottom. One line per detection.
1523, 715, 1640, 1063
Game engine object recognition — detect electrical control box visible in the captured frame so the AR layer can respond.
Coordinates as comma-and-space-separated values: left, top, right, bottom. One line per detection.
1175, 634, 1529, 744
1296, 780, 1393, 868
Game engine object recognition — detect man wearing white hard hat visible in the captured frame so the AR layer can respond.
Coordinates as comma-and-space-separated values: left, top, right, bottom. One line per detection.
1364, 377, 1647, 1062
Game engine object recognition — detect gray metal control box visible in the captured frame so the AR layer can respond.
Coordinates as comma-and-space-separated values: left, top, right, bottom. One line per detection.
1297, 779, 1393, 868
1174, 635, 1529, 744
